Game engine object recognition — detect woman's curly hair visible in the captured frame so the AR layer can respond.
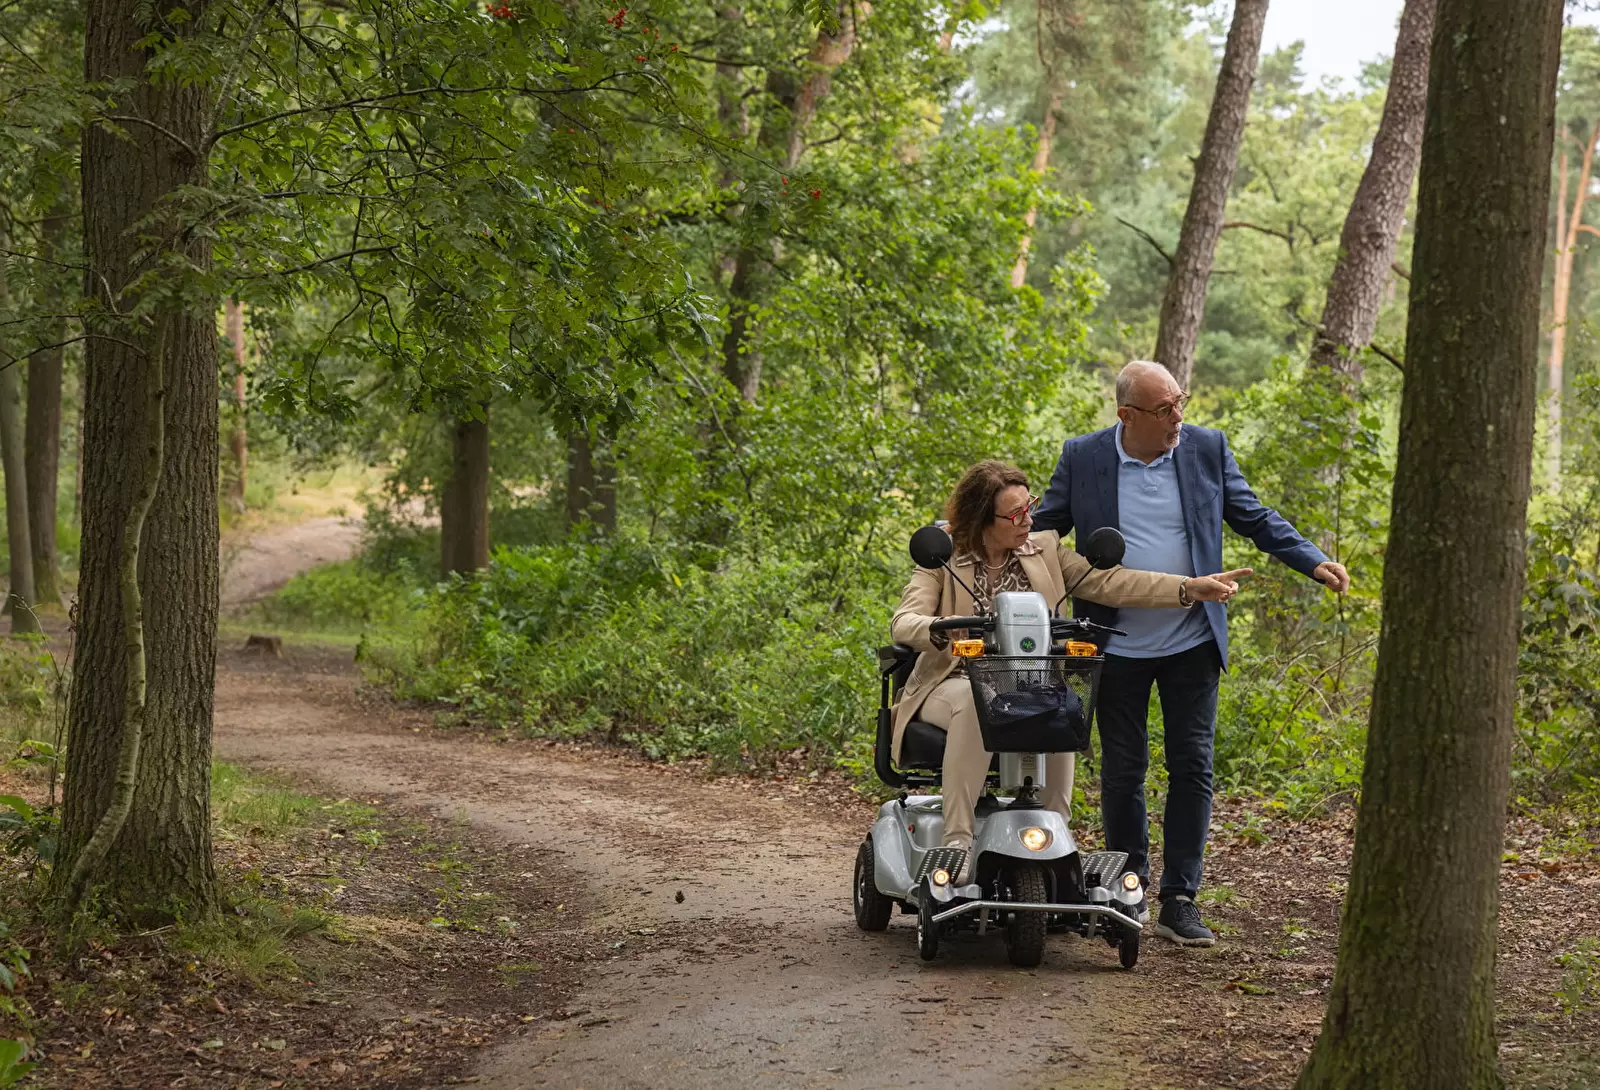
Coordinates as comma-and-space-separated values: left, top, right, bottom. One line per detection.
944, 460, 1029, 557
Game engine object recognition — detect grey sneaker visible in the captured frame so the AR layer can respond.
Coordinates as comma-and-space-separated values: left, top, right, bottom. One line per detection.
1154, 895, 1215, 947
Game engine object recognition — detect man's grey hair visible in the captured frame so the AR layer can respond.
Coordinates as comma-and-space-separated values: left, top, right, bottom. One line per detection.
1115, 360, 1169, 406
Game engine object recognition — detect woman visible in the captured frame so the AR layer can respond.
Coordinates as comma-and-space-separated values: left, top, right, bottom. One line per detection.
891, 460, 1249, 872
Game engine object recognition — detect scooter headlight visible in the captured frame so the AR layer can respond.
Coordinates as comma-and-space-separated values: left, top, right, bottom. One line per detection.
1019, 827, 1051, 852
1122, 872, 1142, 892
930, 868, 951, 887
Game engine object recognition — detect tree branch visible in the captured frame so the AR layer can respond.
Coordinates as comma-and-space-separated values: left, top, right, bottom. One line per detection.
1115, 216, 1174, 268
1222, 219, 1294, 245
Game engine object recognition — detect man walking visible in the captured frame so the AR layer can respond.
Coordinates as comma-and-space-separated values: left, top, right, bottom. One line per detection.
1034, 360, 1349, 946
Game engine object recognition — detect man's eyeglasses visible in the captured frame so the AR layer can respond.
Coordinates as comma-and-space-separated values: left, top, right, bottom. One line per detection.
996, 494, 1040, 526
1125, 393, 1190, 421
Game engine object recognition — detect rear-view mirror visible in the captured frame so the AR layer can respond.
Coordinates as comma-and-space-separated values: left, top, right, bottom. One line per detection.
1081, 527, 1126, 570
909, 525, 954, 570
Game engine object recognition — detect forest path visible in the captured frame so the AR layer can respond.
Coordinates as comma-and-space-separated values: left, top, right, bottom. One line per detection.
219, 515, 363, 609
214, 659, 1143, 1090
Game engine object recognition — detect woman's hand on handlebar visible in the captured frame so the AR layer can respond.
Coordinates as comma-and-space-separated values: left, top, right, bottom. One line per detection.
1187, 569, 1253, 603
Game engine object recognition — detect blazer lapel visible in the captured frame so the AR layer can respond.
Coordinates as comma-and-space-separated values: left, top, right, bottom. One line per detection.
947, 557, 976, 616
1018, 548, 1060, 611
1172, 425, 1203, 573
1094, 428, 1120, 531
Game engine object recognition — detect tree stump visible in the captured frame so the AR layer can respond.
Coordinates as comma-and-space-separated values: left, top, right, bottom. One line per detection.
243, 634, 283, 658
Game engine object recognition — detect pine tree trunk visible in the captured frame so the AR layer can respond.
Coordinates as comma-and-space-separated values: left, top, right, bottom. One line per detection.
439, 409, 490, 578
566, 429, 617, 534
56, 0, 219, 920
25, 211, 67, 608
223, 298, 247, 514
1010, 90, 1062, 289
1294, 1, 1563, 1086
1153, 0, 1269, 389
1543, 124, 1600, 488
1311, 0, 1436, 380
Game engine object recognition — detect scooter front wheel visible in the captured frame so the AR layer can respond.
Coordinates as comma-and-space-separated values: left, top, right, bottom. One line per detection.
916, 880, 941, 961
1004, 863, 1048, 968
1118, 927, 1140, 970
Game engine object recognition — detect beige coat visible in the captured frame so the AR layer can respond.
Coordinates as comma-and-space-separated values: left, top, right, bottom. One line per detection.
888, 529, 1187, 762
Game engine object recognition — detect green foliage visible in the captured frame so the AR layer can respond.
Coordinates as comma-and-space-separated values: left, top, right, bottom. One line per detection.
1556, 937, 1600, 1016
254, 559, 425, 635
373, 534, 887, 769
0, 1039, 34, 1089
0, 795, 56, 868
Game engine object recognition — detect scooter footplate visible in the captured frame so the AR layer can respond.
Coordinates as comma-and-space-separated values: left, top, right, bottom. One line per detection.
915, 847, 968, 883
1081, 850, 1130, 889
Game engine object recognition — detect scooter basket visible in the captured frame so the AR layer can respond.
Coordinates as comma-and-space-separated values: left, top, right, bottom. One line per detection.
966, 655, 1101, 753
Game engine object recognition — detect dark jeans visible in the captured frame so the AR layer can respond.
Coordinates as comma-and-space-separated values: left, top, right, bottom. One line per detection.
1096, 641, 1221, 901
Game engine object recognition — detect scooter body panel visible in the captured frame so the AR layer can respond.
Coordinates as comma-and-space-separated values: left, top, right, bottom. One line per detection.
870, 794, 1079, 901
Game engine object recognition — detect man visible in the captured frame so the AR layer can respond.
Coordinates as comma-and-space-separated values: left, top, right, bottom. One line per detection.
1034, 360, 1349, 947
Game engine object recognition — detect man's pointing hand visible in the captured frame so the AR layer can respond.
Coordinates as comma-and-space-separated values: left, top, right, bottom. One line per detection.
1314, 561, 1351, 594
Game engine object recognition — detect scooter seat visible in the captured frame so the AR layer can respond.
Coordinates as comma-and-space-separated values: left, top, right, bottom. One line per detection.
899, 719, 948, 771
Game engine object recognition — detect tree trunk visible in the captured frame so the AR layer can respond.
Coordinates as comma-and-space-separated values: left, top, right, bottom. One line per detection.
1010, 90, 1063, 289
1311, 0, 1437, 381
56, 0, 218, 920
1295, 1, 1563, 1086
1543, 123, 1600, 488
223, 298, 247, 514
566, 429, 617, 534
0, 326, 40, 637
26, 211, 68, 608
720, 1, 864, 403
439, 409, 490, 578
1153, 0, 1269, 389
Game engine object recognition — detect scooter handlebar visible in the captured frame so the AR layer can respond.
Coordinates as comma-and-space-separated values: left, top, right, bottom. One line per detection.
1051, 618, 1127, 638
929, 616, 991, 634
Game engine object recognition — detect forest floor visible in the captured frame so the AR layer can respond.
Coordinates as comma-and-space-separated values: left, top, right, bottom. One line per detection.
3, 521, 1598, 1089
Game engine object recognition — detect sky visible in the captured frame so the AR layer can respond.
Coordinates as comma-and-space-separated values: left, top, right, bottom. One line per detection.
1259, 0, 1600, 87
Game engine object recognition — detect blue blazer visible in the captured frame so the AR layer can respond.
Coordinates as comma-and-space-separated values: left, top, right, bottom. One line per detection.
1033, 423, 1328, 668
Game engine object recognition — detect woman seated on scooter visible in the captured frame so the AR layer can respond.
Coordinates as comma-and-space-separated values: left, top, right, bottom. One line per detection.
890, 459, 1247, 876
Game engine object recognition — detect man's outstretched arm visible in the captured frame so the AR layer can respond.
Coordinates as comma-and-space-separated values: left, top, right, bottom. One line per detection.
1220, 436, 1349, 592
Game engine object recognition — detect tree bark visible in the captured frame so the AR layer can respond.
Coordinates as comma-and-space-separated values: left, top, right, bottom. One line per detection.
1311, 0, 1437, 381
1153, 0, 1269, 389
26, 211, 68, 608
0, 250, 39, 635
223, 298, 247, 514
1010, 90, 1062, 289
439, 409, 490, 578
1295, 1, 1563, 1086
56, 0, 219, 919
0, 323, 40, 637
1543, 123, 1600, 488
566, 429, 617, 534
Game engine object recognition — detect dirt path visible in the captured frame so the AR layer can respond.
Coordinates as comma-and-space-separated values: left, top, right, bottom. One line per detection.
220, 515, 363, 609
213, 660, 1145, 1090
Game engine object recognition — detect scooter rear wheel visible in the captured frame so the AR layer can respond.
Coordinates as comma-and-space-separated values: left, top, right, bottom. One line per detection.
1004, 863, 1048, 968
916, 880, 941, 961
853, 840, 893, 932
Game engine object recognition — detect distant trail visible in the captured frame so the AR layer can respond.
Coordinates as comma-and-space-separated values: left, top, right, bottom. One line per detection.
219, 515, 363, 610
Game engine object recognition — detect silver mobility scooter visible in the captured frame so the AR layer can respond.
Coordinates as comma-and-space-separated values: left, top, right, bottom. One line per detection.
852, 525, 1144, 968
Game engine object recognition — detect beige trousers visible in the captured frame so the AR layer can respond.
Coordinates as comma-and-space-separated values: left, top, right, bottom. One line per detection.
919, 676, 1075, 848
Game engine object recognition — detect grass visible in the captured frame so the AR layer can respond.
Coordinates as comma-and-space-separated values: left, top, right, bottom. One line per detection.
210, 762, 377, 838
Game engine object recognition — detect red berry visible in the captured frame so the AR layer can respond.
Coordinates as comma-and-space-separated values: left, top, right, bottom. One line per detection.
809, 188, 822, 200
635, 54, 646, 61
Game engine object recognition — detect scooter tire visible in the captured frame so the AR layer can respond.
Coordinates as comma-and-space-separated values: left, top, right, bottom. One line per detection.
1005, 863, 1048, 969
854, 840, 893, 932
1119, 928, 1140, 970
916, 881, 941, 961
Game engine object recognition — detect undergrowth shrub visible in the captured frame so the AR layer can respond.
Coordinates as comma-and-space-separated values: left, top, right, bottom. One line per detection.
368, 534, 888, 771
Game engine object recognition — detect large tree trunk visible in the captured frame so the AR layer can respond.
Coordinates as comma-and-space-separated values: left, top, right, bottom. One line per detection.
26, 211, 68, 609
56, 0, 219, 919
439, 409, 490, 578
1543, 123, 1600, 488
1294, 1, 1563, 1086
1311, 0, 1437, 381
566, 429, 617, 534
0, 320, 40, 637
1152, 0, 1269, 389
223, 298, 247, 514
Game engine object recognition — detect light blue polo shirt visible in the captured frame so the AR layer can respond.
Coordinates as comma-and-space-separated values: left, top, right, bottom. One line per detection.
1108, 424, 1212, 658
